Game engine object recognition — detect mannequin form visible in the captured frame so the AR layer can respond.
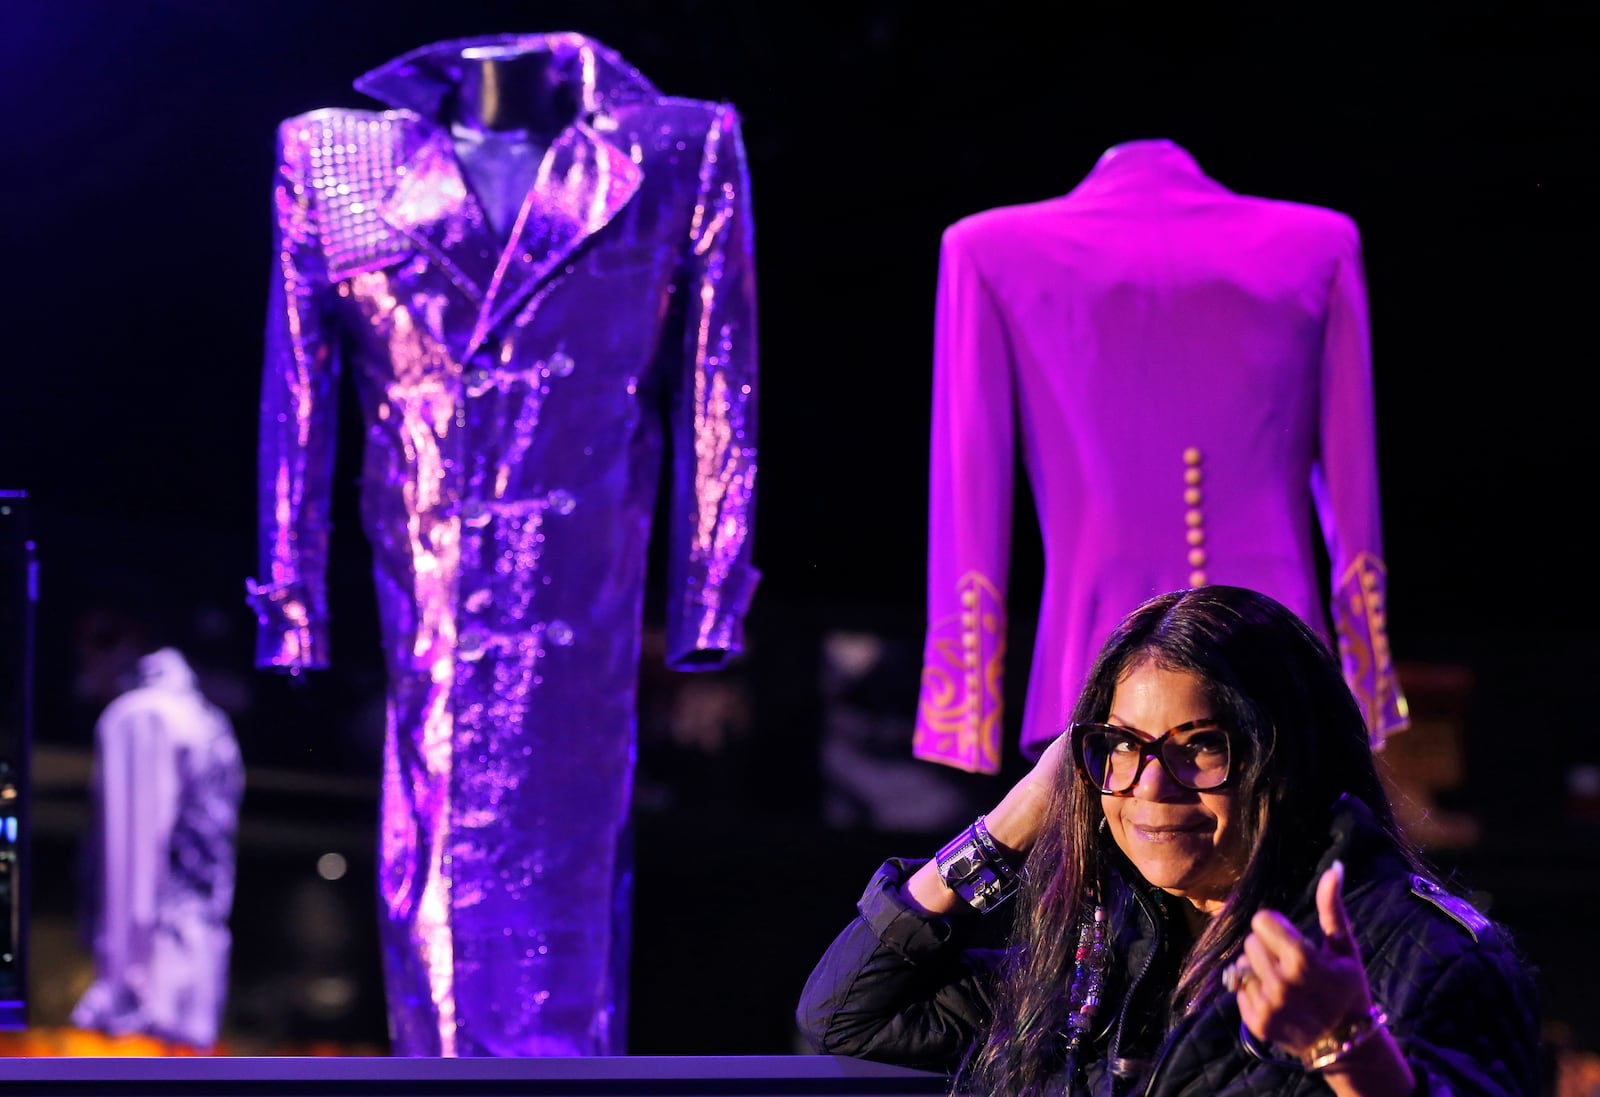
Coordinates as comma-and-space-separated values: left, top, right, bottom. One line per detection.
452, 45, 581, 138
449, 46, 582, 238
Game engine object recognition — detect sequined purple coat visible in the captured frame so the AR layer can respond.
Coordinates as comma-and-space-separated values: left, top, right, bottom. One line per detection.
249, 33, 759, 1056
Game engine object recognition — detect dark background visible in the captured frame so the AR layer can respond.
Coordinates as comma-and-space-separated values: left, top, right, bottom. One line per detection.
2, 0, 1597, 1069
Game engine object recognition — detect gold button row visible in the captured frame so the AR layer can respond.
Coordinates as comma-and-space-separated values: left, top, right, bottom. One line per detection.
1183, 447, 1208, 587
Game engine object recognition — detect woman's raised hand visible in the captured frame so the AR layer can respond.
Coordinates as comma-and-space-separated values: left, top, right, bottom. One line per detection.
983, 728, 1071, 854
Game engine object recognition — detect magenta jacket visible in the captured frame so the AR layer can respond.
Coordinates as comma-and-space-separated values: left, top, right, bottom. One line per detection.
914, 140, 1406, 773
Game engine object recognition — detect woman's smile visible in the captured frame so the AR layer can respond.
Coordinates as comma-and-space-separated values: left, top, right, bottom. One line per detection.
1126, 819, 1215, 842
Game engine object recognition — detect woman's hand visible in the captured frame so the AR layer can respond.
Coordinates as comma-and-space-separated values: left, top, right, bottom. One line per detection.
982, 728, 1070, 854
1233, 861, 1414, 1095
905, 729, 1071, 914
1235, 861, 1371, 1054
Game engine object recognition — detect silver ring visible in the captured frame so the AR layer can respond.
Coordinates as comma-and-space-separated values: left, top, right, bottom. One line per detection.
1222, 956, 1253, 993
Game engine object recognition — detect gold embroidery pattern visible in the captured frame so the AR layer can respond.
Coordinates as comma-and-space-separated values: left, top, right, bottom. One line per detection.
914, 572, 1006, 774
1333, 551, 1410, 748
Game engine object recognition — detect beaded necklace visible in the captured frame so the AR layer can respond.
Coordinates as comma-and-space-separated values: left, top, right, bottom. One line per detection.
1062, 891, 1110, 1049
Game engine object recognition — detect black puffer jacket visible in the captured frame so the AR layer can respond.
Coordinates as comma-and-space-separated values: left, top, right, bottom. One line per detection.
796, 797, 1540, 1096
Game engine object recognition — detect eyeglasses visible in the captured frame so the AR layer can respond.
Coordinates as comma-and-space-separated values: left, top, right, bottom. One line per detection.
1069, 720, 1237, 796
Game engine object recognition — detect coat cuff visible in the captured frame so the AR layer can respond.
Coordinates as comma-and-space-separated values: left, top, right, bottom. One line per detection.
1331, 552, 1409, 748
856, 858, 966, 958
667, 565, 760, 669
913, 571, 1006, 774
246, 577, 329, 671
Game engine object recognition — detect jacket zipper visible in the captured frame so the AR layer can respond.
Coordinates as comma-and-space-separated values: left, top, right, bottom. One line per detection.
1108, 887, 1163, 1081
1116, 888, 1205, 1097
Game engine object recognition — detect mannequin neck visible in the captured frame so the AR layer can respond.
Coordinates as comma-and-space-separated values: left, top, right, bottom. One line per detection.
451, 45, 580, 141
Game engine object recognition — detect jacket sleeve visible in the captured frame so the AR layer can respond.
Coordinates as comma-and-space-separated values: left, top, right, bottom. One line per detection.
1312, 218, 1408, 747
663, 102, 760, 669
912, 221, 1016, 774
795, 858, 999, 1073
246, 116, 340, 672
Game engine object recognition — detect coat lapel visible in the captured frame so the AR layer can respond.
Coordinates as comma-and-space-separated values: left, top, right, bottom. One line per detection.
379, 121, 643, 359
378, 129, 503, 308
467, 121, 643, 351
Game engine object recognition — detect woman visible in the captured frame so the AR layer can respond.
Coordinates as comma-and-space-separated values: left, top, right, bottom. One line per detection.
796, 586, 1539, 1096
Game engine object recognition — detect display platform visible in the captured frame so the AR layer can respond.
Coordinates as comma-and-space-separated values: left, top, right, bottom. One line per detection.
0, 1053, 949, 1096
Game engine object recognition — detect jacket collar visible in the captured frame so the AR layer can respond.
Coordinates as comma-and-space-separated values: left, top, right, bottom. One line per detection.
1292, 792, 1409, 917
1070, 138, 1233, 201
353, 32, 658, 121
377, 121, 642, 354
354, 34, 651, 355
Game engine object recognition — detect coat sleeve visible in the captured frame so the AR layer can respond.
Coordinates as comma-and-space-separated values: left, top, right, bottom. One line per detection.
246, 117, 340, 672
1312, 218, 1409, 746
663, 102, 761, 669
795, 858, 997, 1073
912, 221, 1016, 774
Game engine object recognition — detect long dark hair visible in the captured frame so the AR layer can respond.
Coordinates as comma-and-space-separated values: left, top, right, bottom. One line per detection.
957, 585, 1413, 1095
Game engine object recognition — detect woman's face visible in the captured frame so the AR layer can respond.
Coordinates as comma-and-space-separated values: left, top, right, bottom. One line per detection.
1099, 661, 1246, 915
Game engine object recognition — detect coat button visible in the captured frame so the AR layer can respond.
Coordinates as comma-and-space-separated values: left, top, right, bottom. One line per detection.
459, 627, 488, 660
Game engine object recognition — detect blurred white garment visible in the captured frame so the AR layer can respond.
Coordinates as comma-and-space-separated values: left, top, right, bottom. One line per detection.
71, 647, 243, 1048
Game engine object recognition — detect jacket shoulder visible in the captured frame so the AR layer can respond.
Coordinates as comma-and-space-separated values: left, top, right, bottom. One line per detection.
273, 107, 425, 187
1358, 870, 1499, 948
1240, 192, 1362, 251
608, 96, 741, 142
273, 108, 421, 278
1356, 869, 1530, 998
651, 94, 738, 118
940, 197, 1058, 250
1407, 873, 1492, 940
276, 106, 422, 150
